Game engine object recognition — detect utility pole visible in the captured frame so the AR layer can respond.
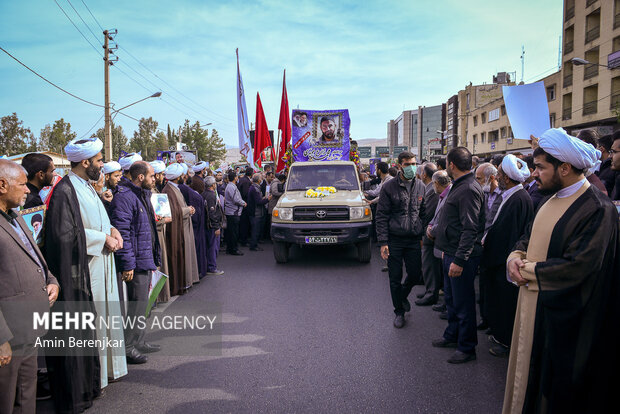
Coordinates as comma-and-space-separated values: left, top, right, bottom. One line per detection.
520, 45, 525, 83
103, 29, 117, 161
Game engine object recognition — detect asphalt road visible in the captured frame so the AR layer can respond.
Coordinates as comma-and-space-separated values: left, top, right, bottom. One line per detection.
41, 241, 508, 413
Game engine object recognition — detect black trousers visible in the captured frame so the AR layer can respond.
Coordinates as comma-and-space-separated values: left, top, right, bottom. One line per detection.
239, 208, 250, 244
125, 270, 150, 352
225, 215, 240, 253
387, 236, 422, 315
250, 215, 264, 249
482, 265, 519, 346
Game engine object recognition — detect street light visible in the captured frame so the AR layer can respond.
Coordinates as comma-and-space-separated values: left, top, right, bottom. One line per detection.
570, 57, 616, 69
113, 91, 163, 115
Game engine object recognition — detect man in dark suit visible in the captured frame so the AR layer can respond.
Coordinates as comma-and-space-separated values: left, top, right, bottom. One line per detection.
0, 159, 59, 414
417, 162, 440, 306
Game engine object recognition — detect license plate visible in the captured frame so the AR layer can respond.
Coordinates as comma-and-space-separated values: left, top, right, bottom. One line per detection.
305, 236, 337, 244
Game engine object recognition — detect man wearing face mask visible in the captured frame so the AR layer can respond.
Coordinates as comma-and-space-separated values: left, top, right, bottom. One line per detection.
376, 151, 426, 329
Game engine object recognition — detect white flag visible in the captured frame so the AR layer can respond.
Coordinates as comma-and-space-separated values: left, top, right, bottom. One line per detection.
236, 49, 253, 166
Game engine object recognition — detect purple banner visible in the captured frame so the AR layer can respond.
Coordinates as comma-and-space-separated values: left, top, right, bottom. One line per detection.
292, 109, 350, 162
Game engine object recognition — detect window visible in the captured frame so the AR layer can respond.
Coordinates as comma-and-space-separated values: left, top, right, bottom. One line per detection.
585, 9, 600, 44
550, 113, 556, 128
508, 127, 513, 138
481, 112, 486, 123
500, 127, 507, 138
488, 108, 500, 122
473, 134, 477, 144
584, 47, 599, 80
563, 93, 573, 120
563, 60, 573, 87
489, 130, 499, 142
564, 25, 574, 54
466, 93, 470, 110
616, 0, 620, 29
547, 85, 556, 101
500, 105, 506, 116
583, 84, 598, 115
481, 132, 486, 143
565, 0, 575, 21
614, 36, 620, 53
473, 115, 478, 126
611, 77, 620, 110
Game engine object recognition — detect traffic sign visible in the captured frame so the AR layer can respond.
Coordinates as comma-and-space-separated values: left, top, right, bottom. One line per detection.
357, 146, 372, 158
392, 145, 409, 158
375, 146, 390, 157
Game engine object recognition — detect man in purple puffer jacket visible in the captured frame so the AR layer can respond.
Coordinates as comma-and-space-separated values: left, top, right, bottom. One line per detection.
111, 161, 161, 365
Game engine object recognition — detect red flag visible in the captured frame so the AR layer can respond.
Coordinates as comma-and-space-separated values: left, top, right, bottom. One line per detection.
253, 92, 272, 168
276, 70, 291, 172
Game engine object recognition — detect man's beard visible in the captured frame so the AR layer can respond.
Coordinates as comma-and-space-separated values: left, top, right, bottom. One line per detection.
141, 180, 154, 190
86, 162, 101, 181
536, 172, 563, 195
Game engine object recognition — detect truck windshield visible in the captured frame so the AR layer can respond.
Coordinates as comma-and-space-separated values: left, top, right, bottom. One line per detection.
287, 164, 359, 191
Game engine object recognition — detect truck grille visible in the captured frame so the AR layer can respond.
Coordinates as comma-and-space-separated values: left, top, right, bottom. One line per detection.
293, 206, 349, 221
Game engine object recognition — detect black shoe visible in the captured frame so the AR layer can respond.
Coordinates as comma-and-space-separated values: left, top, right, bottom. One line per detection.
402, 298, 411, 313
432, 303, 446, 312
135, 342, 161, 353
447, 350, 476, 364
381, 266, 388, 272
477, 320, 489, 330
484, 327, 492, 335
439, 311, 448, 320
239, 242, 248, 247
228, 250, 244, 256
432, 338, 457, 348
489, 343, 510, 358
126, 348, 148, 364
393, 314, 405, 328
36, 382, 51, 401
415, 296, 438, 306
416, 293, 425, 299
249, 246, 263, 251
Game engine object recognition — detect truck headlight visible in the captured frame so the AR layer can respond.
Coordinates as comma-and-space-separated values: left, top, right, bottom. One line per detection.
274, 207, 293, 221
350, 206, 370, 219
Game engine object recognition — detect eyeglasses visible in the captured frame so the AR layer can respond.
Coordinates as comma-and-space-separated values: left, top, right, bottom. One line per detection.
610, 149, 620, 155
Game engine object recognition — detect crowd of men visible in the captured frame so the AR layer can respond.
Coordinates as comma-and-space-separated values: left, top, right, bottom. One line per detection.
0, 138, 282, 413
0, 127, 618, 413
370, 127, 618, 413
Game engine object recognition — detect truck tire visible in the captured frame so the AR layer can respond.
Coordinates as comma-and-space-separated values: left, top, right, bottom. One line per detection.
357, 240, 371, 263
273, 241, 289, 263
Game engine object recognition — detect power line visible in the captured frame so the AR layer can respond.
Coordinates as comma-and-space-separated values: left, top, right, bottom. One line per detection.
0, 46, 104, 107
66, 0, 101, 47
52, 0, 102, 57
79, 113, 105, 138
80, 0, 104, 32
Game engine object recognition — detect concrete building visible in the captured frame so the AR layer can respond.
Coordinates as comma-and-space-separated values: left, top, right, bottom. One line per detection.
462, 71, 562, 157
560, 0, 620, 136
387, 104, 445, 160
6, 151, 71, 174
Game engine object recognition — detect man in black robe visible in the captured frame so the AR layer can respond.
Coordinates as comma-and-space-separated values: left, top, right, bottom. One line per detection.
504, 128, 619, 413
480, 154, 533, 358
44, 138, 124, 413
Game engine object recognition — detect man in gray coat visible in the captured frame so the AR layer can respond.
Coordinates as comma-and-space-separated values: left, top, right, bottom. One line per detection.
224, 171, 247, 256
0, 159, 59, 414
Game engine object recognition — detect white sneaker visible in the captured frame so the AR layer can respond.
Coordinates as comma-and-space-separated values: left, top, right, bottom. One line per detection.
207, 269, 225, 275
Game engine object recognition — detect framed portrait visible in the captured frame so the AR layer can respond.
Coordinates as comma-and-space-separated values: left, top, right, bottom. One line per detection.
20, 205, 46, 245
151, 193, 172, 219
312, 112, 344, 145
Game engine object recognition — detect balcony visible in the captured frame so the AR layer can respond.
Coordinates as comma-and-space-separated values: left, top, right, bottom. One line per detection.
583, 101, 598, 116
564, 40, 574, 54
584, 65, 599, 80
611, 94, 620, 110
565, 6, 574, 21
585, 26, 600, 44
586, 0, 596, 6
563, 73, 573, 88
562, 107, 572, 120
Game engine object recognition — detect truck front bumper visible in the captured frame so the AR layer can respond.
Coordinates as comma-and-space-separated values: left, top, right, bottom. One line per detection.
271, 221, 372, 245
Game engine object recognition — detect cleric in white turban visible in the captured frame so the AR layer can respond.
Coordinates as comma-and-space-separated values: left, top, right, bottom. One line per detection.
164, 163, 184, 181
102, 161, 121, 175
192, 161, 208, 173
180, 163, 189, 176
501, 154, 530, 183
119, 152, 143, 171
537, 127, 600, 170
149, 160, 166, 174
65, 137, 104, 162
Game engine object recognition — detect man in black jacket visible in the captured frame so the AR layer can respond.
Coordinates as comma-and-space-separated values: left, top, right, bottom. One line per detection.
202, 176, 224, 275
431, 147, 485, 364
417, 162, 440, 306
21, 153, 55, 209
376, 151, 426, 328
237, 166, 253, 246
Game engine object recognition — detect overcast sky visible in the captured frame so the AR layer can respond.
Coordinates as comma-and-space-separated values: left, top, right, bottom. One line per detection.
0, 0, 562, 147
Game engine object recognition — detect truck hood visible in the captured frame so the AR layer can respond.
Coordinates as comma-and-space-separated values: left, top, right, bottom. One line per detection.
277, 190, 365, 207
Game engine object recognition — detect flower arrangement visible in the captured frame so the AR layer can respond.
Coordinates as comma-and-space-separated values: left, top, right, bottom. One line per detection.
304, 186, 337, 198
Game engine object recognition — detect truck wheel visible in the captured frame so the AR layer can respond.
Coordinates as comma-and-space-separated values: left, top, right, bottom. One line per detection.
357, 240, 371, 263
273, 241, 289, 263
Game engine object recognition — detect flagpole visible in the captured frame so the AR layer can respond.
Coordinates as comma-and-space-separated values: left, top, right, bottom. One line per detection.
274, 129, 281, 169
